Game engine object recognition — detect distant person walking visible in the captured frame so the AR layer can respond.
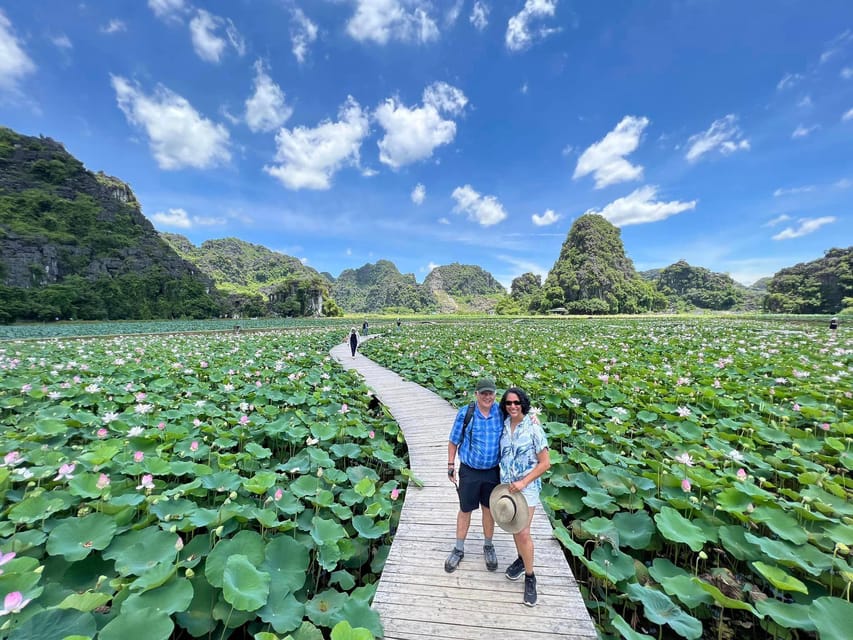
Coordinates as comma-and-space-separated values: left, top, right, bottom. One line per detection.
348, 327, 360, 358
829, 317, 838, 332
362, 320, 369, 336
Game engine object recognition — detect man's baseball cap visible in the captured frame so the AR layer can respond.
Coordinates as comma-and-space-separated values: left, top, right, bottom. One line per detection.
475, 378, 496, 393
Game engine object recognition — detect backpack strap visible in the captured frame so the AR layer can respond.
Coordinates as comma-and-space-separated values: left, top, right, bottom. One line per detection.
460, 401, 476, 448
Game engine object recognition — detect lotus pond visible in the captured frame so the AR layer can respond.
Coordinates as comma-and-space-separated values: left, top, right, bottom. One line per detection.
360, 317, 853, 640
0, 327, 407, 639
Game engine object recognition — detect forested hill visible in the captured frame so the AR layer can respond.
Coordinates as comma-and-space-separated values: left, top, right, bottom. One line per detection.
161, 234, 322, 295
331, 260, 436, 313
423, 263, 506, 296
0, 127, 219, 322
764, 247, 853, 314
640, 260, 749, 311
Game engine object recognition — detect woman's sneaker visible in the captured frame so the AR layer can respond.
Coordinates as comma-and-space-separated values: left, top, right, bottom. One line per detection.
505, 556, 524, 581
523, 573, 537, 607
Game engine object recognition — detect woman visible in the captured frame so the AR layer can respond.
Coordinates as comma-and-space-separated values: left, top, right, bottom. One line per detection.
348, 327, 360, 358
498, 386, 550, 607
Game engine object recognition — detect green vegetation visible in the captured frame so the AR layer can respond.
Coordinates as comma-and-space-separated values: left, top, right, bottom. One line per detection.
423, 263, 505, 296
332, 260, 436, 313
764, 247, 853, 314
654, 260, 744, 310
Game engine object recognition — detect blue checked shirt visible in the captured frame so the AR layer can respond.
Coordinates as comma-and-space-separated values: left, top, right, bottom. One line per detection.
449, 402, 503, 470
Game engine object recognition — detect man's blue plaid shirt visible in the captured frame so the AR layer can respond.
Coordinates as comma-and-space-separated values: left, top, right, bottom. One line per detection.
449, 402, 503, 470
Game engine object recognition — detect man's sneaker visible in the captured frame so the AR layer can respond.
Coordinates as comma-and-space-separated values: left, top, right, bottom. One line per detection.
505, 556, 525, 581
523, 573, 537, 607
444, 548, 464, 573
483, 544, 498, 571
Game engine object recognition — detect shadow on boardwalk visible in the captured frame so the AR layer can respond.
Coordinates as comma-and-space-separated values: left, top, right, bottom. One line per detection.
331, 340, 596, 640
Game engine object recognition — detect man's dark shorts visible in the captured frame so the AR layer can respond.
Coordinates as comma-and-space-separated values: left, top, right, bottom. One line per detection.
457, 463, 500, 513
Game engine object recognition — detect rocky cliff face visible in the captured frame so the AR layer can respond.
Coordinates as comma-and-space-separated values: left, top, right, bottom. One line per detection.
0, 127, 211, 290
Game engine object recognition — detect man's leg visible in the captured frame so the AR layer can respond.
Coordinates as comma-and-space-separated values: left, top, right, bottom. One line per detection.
481, 507, 495, 539
457, 509, 472, 540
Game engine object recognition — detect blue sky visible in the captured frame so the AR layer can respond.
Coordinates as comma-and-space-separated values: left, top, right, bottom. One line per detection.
1, 1, 851, 287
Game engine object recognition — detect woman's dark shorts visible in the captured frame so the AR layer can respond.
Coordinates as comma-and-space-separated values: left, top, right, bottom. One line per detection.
457, 463, 500, 513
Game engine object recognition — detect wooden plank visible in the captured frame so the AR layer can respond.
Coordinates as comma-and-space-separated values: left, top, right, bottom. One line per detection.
332, 341, 596, 640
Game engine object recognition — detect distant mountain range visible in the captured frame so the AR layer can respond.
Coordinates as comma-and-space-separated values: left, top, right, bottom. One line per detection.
1, 125, 850, 322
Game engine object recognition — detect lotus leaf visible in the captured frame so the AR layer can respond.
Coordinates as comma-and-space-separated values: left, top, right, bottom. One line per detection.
200, 471, 242, 492
744, 532, 830, 576
808, 596, 853, 640
56, 591, 111, 613
187, 507, 219, 528
346, 465, 380, 484
330, 443, 362, 459
751, 506, 808, 545
330, 620, 375, 640
4, 530, 47, 553
607, 608, 655, 639
6, 609, 96, 640
128, 561, 176, 592
802, 485, 853, 516
718, 526, 761, 561
751, 561, 809, 594
245, 442, 272, 459
691, 577, 761, 616
637, 410, 658, 423
352, 515, 389, 539
613, 511, 655, 549
305, 588, 347, 627
222, 554, 270, 612
308, 446, 334, 468
755, 599, 815, 630
824, 523, 853, 545
123, 577, 193, 614
205, 530, 265, 588
340, 600, 382, 638
99, 607, 173, 640
354, 477, 376, 498
581, 488, 617, 512
590, 544, 636, 582
150, 497, 198, 520
262, 535, 310, 595
243, 471, 278, 495
258, 592, 304, 634
311, 489, 336, 508
46, 513, 117, 562
8, 493, 68, 524
291, 621, 324, 640
290, 475, 321, 497
34, 418, 67, 436
317, 542, 343, 571
654, 506, 708, 551
174, 574, 217, 637
310, 422, 337, 441
624, 583, 702, 639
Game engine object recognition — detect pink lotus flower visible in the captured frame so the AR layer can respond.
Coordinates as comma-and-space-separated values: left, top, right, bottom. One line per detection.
339, 403, 349, 414
792, 403, 801, 412
96, 473, 110, 489
674, 453, 694, 467
0, 591, 31, 616
390, 488, 400, 500
239, 415, 250, 425
20, 384, 31, 393
3, 451, 21, 467
190, 441, 199, 452
736, 468, 747, 481
200, 361, 208, 369
54, 463, 76, 481
157, 422, 165, 430
135, 392, 147, 402
681, 478, 692, 492
820, 422, 830, 431
0, 552, 15, 567
137, 474, 155, 490
368, 430, 375, 439
133, 451, 144, 462
274, 488, 283, 501
175, 536, 184, 551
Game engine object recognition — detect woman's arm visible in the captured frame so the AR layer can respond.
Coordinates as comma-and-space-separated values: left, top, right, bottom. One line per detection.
510, 447, 550, 493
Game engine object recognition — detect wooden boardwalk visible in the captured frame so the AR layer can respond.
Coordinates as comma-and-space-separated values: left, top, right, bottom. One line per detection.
331, 341, 596, 640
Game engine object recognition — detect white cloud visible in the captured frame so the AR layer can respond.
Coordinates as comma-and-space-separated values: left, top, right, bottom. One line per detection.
791, 124, 818, 138
836, 178, 852, 189
842, 67, 853, 80
245, 60, 292, 133
148, 0, 187, 22
51, 34, 72, 50
361, 166, 378, 177
819, 29, 852, 64
773, 185, 814, 197
573, 115, 649, 189
438, 216, 450, 224
427, 261, 439, 272
451, 184, 507, 226
151, 207, 225, 229
797, 95, 813, 109
685, 114, 750, 163
506, 0, 559, 52
189, 10, 244, 63
411, 183, 426, 204
101, 19, 127, 34
583, 185, 696, 227
531, 209, 559, 226
776, 72, 802, 90
111, 75, 231, 170
0, 10, 36, 92
446, 0, 464, 26
763, 214, 791, 227
772, 216, 836, 240
843, 108, 853, 122
470, 1, 489, 31
291, 8, 318, 64
346, 0, 439, 45
375, 81, 467, 168
264, 96, 369, 190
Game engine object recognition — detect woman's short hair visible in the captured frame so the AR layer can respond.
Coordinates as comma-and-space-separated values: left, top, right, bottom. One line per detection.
499, 386, 531, 417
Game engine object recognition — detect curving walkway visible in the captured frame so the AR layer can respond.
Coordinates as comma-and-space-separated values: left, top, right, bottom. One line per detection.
331, 340, 596, 640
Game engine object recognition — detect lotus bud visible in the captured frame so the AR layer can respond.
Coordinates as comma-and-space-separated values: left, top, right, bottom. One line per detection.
699, 551, 708, 560
185, 568, 195, 578
214, 526, 224, 537
317, 468, 324, 478
169, 525, 177, 533
35, 565, 44, 574
836, 543, 850, 555
229, 491, 238, 500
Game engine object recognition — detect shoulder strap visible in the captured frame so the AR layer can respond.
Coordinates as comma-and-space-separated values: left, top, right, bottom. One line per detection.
460, 402, 476, 446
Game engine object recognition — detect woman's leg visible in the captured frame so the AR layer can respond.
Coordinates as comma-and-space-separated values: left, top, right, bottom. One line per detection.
513, 507, 537, 574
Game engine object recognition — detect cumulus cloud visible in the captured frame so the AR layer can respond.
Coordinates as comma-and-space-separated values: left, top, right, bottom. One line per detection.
111, 75, 231, 170
843, 108, 853, 122
531, 209, 559, 226
346, 0, 439, 45
763, 214, 791, 227
245, 60, 292, 133
264, 96, 369, 190
451, 184, 507, 226
506, 0, 559, 52
291, 8, 318, 64
189, 9, 245, 63
583, 185, 696, 227
0, 10, 36, 92
101, 19, 127, 34
151, 207, 225, 229
411, 183, 426, 204
573, 116, 649, 189
685, 114, 750, 163
791, 124, 818, 138
772, 216, 836, 240
773, 185, 814, 197
776, 72, 803, 90
470, 1, 489, 31
375, 81, 467, 168
148, 0, 187, 22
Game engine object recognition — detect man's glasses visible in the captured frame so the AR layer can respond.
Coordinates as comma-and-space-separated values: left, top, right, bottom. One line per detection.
504, 400, 522, 406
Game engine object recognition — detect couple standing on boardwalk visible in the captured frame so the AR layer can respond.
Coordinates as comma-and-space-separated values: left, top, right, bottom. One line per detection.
445, 377, 551, 607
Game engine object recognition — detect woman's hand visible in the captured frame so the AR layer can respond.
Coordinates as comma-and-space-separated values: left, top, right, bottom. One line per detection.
510, 480, 526, 493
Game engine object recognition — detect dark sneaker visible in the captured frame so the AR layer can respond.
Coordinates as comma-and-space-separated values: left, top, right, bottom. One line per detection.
523, 573, 537, 607
444, 548, 464, 573
483, 544, 498, 571
505, 556, 525, 581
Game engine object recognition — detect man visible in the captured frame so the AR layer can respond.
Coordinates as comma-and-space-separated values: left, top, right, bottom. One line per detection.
445, 377, 503, 573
